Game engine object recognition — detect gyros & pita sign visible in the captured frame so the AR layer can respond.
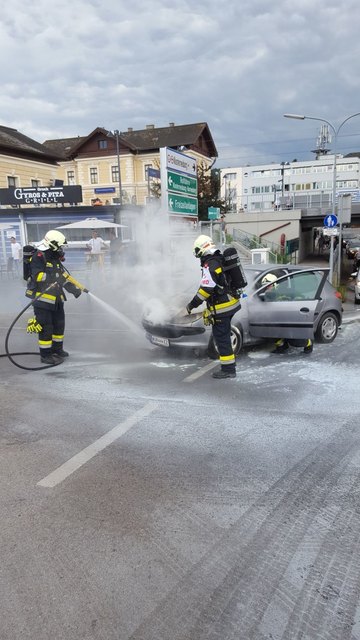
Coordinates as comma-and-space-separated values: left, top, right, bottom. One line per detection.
0, 185, 82, 205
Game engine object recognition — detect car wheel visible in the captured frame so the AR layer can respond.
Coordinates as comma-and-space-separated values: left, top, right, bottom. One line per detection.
315, 312, 339, 343
207, 326, 243, 359
355, 296, 360, 305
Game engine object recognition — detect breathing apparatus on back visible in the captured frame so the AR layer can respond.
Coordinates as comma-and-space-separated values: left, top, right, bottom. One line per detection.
192, 235, 247, 297
23, 230, 89, 293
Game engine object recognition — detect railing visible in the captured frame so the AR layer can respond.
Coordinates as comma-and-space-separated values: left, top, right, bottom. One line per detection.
234, 191, 333, 213
232, 228, 297, 264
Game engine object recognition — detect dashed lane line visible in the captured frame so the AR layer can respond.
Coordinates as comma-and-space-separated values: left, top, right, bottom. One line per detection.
182, 360, 219, 382
37, 401, 158, 488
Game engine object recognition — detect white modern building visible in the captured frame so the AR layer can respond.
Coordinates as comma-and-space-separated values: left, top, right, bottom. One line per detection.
220, 154, 360, 213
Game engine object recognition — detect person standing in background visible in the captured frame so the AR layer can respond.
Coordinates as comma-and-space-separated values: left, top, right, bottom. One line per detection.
9, 236, 22, 275
86, 229, 107, 269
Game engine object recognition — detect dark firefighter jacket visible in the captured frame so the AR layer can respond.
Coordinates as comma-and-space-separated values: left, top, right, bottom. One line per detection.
25, 249, 80, 309
188, 251, 241, 317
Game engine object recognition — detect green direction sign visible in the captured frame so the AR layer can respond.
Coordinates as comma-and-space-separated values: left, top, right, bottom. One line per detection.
168, 193, 198, 216
167, 170, 197, 197
208, 206, 221, 220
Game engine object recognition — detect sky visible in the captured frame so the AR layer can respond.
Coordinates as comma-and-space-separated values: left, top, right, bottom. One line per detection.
2, 0, 360, 168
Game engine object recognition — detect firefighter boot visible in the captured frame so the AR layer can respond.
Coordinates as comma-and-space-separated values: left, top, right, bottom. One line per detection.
303, 339, 313, 354
41, 354, 64, 365
212, 368, 236, 379
272, 339, 290, 354
52, 348, 69, 357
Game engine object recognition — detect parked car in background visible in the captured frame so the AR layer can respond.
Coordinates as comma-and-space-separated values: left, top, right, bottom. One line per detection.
346, 237, 360, 259
142, 264, 343, 357
352, 267, 360, 305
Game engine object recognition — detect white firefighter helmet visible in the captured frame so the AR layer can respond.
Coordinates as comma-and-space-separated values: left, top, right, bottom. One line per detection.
42, 230, 67, 251
193, 235, 216, 258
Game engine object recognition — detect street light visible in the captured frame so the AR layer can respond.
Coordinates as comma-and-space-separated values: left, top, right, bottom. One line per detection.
107, 129, 123, 206
284, 112, 360, 284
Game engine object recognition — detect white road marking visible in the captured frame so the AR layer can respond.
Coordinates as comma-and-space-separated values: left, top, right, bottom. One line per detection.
183, 360, 218, 382
37, 402, 158, 488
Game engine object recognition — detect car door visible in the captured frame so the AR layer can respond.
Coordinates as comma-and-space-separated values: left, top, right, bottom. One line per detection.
248, 269, 327, 340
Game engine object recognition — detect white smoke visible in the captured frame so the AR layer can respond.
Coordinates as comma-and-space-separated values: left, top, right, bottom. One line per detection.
81, 204, 202, 328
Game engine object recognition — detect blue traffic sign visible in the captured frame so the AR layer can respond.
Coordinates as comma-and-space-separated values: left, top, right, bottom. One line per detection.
324, 214, 338, 227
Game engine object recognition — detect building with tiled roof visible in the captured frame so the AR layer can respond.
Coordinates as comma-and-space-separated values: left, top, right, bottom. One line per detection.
0, 125, 62, 194
44, 122, 217, 206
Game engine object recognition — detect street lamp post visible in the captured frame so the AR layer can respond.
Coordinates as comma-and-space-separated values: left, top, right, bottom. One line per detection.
113, 129, 123, 207
284, 112, 360, 284
107, 129, 123, 230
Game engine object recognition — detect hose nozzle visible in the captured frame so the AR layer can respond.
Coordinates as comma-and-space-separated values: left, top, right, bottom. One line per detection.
64, 273, 89, 293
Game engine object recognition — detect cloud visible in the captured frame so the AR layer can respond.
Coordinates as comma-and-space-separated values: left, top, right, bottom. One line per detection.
1, 0, 360, 165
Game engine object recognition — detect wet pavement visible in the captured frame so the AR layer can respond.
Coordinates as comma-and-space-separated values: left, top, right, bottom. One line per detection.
1, 269, 360, 640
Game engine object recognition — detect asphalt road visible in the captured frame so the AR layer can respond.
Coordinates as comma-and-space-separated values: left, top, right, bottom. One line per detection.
1, 275, 360, 640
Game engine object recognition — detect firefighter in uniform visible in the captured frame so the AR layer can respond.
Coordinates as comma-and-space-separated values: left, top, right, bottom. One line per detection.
25, 230, 82, 365
186, 235, 241, 379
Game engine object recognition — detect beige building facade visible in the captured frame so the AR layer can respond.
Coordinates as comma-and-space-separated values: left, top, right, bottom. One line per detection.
0, 122, 217, 211
44, 123, 218, 207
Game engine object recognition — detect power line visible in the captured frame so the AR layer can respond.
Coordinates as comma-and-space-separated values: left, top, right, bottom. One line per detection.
215, 130, 360, 152
217, 142, 360, 164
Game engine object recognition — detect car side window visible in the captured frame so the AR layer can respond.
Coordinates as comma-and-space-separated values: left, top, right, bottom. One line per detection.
263, 271, 322, 301
257, 269, 287, 289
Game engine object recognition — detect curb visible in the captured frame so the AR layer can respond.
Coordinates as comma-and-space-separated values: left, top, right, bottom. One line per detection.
342, 313, 360, 325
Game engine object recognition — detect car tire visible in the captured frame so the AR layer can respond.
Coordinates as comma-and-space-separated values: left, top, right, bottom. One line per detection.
207, 325, 243, 359
355, 296, 360, 306
315, 312, 339, 343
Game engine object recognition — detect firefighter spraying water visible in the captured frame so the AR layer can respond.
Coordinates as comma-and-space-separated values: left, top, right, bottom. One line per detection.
23, 230, 89, 365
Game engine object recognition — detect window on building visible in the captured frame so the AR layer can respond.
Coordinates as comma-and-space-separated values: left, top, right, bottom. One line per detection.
337, 180, 358, 188
90, 167, 98, 184
31, 179, 40, 187
111, 165, 119, 183
67, 170, 75, 185
224, 173, 236, 181
98, 140, 108, 150
7, 176, 18, 188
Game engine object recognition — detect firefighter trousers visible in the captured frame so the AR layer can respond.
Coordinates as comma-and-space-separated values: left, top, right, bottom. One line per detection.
212, 315, 236, 371
34, 304, 65, 356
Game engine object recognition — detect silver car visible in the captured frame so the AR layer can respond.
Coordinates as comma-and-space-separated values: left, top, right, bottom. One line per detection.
142, 264, 343, 356
353, 268, 360, 305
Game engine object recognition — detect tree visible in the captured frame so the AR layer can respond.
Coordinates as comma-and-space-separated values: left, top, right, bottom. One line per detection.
197, 163, 228, 221
148, 158, 229, 221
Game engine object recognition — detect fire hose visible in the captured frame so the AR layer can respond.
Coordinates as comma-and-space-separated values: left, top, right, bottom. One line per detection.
0, 271, 89, 371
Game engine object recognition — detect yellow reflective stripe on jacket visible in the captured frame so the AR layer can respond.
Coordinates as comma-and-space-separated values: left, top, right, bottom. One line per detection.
215, 267, 222, 274
35, 292, 57, 303
209, 297, 239, 311
197, 288, 211, 300
36, 272, 46, 282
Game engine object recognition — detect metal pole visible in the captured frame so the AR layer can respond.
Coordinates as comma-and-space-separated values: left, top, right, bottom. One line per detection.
114, 130, 122, 206
330, 133, 337, 284
337, 196, 343, 286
